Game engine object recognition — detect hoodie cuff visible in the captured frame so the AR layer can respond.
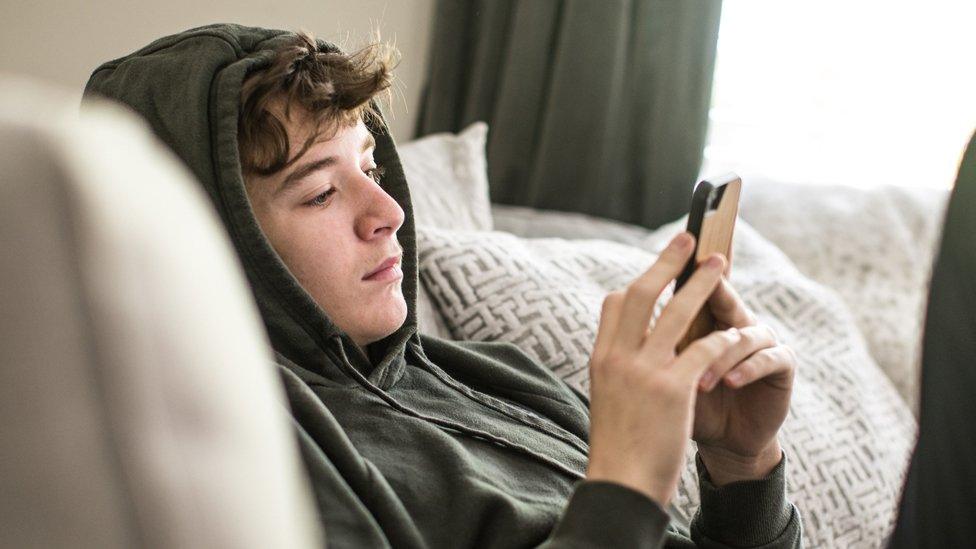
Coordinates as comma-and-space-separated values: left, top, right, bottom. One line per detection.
691, 451, 801, 547
545, 480, 670, 548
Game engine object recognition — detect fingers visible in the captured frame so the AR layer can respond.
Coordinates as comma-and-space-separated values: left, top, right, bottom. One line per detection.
698, 325, 778, 391
614, 232, 695, 349
592, 291, 624, 364
708, 277, 755, 330
645, 254, 726, 351
722, 345, 797, 390
672, 328, 742, 384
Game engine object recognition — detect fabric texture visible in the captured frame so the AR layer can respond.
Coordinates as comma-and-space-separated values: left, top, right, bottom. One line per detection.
891, 131, 976, 547
492, 203, 654, 248
492, 177, 950, 415
84, 23, 800, 548
418, 227, 663, 391
398, 120, 492, 231
395, 120, 492, 338
736, 176, 950, 412
692, 453, 797, 548
416, 0, 723, 229
417, 219, 915, 548
0, 79, 321, 549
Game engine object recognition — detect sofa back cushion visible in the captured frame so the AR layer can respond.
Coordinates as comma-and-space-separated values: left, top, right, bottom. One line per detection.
0, 81, 321, 549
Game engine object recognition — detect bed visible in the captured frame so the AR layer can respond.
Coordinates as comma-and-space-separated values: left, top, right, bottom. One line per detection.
399, 122, 951, 548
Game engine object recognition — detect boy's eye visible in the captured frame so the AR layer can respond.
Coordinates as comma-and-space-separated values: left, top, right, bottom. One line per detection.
303, 166, 385, 209
306, 188, 335, 208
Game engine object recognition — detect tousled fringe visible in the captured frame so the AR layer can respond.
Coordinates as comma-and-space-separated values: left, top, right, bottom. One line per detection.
238, 30, 398, 177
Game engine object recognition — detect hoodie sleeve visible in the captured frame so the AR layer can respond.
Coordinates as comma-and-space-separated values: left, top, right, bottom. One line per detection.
540, 480, 672, 548
688, 452, 802, 548
539, 453, 802, 549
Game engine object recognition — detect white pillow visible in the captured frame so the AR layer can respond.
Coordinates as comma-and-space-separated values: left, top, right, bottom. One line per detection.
416, 222, 915, 548
398, 121, 492, 231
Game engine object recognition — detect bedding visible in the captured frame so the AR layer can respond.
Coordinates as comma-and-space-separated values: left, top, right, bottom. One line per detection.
402, 121, 494, 339
401, 123, 934, 547
398, 121, 493, 231
416, 220, 916, 548
494, 174, 951, 414
736, 176, 949, 412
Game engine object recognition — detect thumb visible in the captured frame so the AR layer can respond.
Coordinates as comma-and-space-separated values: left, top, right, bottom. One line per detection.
707, 278, 754, 329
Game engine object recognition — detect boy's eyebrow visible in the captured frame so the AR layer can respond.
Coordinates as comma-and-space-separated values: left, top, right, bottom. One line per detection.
272, 133, 377, 198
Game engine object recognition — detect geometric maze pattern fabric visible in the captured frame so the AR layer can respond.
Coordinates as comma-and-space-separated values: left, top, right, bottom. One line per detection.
417, 221, 916, 548
419, 228, 658, 392
736, 177, 949, 414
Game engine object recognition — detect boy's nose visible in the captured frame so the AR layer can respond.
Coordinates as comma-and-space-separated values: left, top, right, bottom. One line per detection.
356, 179, 404, 240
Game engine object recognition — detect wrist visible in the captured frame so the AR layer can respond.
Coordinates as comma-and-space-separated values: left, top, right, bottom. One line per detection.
697, 440, 783, 486
586, 463, 674, 508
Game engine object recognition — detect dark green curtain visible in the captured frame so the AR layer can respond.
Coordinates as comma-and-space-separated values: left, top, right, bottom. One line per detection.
415, 0, 723, 229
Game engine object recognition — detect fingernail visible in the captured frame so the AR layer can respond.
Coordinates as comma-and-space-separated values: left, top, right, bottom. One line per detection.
700, 371, 714, 389
706, 255, 723, 270
726, 371, 742, 385
673, 233, 692, 249
727, 327, 739, 339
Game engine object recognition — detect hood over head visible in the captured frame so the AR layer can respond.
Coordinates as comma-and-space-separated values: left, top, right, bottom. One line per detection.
84, 23, 421, 387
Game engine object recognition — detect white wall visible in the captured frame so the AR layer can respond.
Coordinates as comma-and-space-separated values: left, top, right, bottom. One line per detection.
0, 0, 435, 141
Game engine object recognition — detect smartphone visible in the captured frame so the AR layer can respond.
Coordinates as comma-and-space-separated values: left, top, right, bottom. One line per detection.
675, 173, 742, 351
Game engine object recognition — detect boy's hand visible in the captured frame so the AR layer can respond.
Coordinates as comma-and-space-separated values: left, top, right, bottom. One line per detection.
586, 232, 742, 507
693, 277, 796, 485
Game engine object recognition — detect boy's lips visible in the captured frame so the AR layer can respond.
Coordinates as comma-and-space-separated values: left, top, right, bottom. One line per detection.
363, 254, 402, 281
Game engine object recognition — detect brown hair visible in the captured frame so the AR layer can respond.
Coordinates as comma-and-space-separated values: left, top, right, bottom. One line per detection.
238, 30, 398, 177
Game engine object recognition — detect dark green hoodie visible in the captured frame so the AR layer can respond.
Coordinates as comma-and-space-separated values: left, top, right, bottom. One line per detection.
85, 23, 801, 548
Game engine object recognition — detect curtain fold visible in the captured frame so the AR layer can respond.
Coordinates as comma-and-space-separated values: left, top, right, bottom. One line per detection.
416, 0, 723, 229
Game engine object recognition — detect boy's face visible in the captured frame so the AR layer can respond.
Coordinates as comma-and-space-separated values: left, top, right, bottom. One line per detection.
244, 107, 407, 349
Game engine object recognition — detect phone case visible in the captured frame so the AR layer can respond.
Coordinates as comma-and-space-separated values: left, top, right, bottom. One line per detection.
676, 174, 741, 352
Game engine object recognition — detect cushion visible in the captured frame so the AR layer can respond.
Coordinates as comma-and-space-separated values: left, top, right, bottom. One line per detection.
0, 79, 321, 548
492, 203, 653, 248
737, 176, 950, 412
417, 221, 916, 548
398, 121, 492, 231
416, 276, 454, 339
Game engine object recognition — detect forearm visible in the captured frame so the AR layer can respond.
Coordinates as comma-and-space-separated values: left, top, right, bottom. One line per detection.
690, 451, 802, 548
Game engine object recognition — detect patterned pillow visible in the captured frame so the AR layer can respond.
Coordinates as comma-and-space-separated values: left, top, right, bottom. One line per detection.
416, 223, 916, 548
737, 176, 950, 413
398, 121, 492, 231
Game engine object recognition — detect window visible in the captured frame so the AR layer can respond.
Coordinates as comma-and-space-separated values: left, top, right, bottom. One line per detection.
701, 1, 976, 189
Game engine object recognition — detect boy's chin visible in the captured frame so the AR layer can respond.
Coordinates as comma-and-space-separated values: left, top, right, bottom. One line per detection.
365, 295, 409, 339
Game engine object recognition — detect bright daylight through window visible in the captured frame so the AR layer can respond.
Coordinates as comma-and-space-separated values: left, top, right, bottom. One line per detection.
701, 0, 976, 189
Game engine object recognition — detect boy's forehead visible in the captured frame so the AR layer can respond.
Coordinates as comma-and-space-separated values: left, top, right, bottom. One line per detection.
265, 97, 366, 150
304, 120, 370, 154
240, 102, 372, 196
